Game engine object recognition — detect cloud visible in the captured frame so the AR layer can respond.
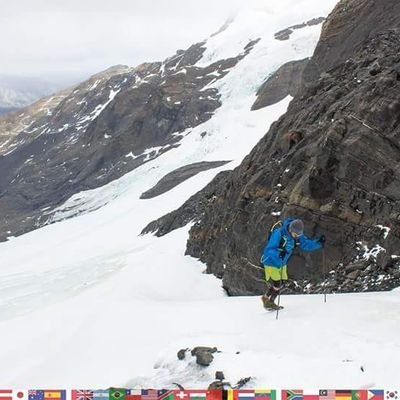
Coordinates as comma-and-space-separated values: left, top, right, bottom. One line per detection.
0, 0, 242, 79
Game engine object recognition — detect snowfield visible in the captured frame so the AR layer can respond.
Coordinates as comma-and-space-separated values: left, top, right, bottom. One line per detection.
1, 0, 399, 389
1, 225, 399, 388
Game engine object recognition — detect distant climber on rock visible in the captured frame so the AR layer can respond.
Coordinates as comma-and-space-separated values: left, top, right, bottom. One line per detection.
260, 217, 325, 310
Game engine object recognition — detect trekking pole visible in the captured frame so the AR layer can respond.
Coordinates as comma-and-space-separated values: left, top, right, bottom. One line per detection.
322, 248, 327, 303
276, 267, 283, 320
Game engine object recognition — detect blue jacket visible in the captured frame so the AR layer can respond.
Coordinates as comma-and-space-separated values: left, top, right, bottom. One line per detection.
260, 218, 322, 268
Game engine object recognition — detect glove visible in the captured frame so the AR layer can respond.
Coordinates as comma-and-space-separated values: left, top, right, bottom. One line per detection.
279, 249, 287, 259
317, 235, 326, 247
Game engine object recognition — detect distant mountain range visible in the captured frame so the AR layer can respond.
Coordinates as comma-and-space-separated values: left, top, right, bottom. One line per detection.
0, 74, 87, 115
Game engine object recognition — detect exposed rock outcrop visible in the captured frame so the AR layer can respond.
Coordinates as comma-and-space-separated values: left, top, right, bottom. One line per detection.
252, 59, 308, 110
303, 0, 400, 83
141, 170, 231, 237
140, 161, 231, 199
274, 17, 326, 41
146, 0, 400, 295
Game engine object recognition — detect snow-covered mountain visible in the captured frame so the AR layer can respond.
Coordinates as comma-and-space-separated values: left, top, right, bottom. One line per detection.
0, 75, 68, 115
0, 0, 399, 389
0, 2, 328, 247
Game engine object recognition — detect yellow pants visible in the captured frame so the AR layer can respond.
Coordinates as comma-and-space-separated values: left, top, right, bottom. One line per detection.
264, 265, 288, 281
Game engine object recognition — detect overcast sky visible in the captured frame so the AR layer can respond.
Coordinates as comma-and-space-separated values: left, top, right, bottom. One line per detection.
1, 0, 243, 83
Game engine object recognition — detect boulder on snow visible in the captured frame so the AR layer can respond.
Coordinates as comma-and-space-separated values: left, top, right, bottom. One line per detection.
196, 352, 214, 366
215, 371, 225, 381
191, 346, 218, 366
177, 348, 189, 360
191, 346, 218, 355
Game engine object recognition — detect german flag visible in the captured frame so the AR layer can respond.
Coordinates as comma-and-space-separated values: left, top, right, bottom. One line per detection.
335, 391, 352, 400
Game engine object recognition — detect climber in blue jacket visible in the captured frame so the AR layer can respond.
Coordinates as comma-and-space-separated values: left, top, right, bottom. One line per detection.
260, 218, 325, 310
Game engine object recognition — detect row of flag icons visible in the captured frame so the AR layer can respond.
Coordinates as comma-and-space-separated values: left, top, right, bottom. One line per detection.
0, 390, 398, 400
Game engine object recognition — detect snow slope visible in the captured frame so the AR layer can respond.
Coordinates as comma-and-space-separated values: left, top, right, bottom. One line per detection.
2, 0, 399, 389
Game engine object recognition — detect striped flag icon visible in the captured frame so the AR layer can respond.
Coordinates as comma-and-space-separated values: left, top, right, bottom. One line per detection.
44, 391, 66, 400
237, 392, 255, 400
189, 393, 206, 400
0, 391, 12, 400
93, 391, 109, 400
255, 391, 276, 400
141, 391, 158, 400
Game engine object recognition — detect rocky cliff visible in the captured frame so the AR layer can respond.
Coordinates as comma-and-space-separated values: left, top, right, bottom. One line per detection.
146, 0, 400, 295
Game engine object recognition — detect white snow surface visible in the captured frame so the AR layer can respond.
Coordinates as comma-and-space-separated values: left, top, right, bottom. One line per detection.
1, 0, 399, 389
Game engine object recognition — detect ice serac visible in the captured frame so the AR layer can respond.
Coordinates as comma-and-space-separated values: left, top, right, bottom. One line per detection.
180, 0, 400, 295
252, 59, 308, 110
0, 38, 255, 241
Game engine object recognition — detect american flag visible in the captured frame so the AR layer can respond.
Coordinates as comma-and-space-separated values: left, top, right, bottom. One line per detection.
141, 391, 158, 400
72, 391, 94, 400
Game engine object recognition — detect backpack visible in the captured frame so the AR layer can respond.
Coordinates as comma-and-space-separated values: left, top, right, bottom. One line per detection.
268, 220, 282, 240
260, 220, 286, 265
267, 219, 288, 250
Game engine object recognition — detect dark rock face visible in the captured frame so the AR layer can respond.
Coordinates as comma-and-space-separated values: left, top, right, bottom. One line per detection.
274, 17, 326, 41
252, 59, 308, 110
0, 39, 258, 241
303, 0, 400, 83
141, 170, 231, 237
140, 161, 231, 199
147, 0, 400, 295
